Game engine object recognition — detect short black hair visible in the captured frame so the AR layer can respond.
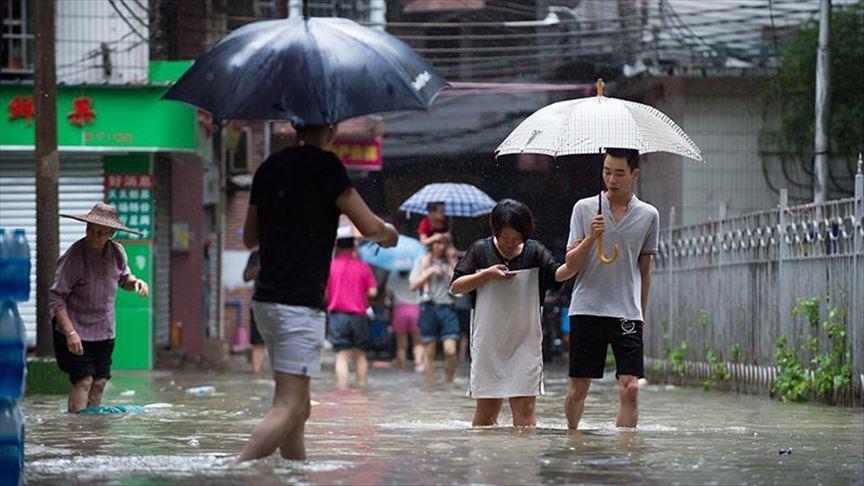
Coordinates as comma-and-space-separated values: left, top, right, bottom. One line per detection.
605, 148, 640, 171
335, 237, 355, 250
489, 199, 535, 239
427, 201, 445, 212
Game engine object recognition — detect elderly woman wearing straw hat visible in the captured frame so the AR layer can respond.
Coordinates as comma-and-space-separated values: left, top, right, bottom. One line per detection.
50, 202, 149, 413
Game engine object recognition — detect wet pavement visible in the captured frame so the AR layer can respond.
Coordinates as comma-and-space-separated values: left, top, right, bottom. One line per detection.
23, 360, 864, 485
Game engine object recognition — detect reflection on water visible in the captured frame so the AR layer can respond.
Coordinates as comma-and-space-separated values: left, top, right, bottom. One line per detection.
23, 363, 864, 484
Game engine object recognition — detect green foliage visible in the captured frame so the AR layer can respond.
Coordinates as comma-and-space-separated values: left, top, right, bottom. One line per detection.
809, 307, 852, 397
761, 4, 864, 163
792, 297, 820, 328
730, 343, 744, 364
605, 346, 616, 368
773, 299, 852, 403
703, 348, 732, 391
667, 341, 688, 376
773, 336, 811, 403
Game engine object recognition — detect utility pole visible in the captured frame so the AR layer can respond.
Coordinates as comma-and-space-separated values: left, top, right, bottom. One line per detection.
34, 0, 58, 357
813, 0, 831, 203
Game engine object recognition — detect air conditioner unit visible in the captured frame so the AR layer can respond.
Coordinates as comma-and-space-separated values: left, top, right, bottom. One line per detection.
225, 127, 252, 174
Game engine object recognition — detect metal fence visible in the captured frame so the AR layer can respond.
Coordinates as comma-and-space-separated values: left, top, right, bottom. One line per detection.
646, 167, 864, 405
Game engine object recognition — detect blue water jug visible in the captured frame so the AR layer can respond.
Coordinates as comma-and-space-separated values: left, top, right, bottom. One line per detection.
0, 229, 9, 300
0, 403, 24, 486
9, 230, 30, 303
0, 302, 26, 401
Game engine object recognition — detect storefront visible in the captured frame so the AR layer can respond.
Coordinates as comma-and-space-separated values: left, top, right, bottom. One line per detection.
0, 61, 199, 370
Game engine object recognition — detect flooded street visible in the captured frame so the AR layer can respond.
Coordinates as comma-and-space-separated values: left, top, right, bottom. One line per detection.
24, 361, 864, 485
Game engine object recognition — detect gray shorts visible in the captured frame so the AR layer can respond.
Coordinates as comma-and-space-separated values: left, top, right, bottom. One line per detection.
251, 301, 326, 377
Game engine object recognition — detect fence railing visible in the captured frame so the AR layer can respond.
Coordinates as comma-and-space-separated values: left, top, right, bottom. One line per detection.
646, 168, 864, 405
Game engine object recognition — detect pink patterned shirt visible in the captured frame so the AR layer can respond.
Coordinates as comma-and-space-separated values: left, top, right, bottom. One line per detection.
50, 238, 131, 341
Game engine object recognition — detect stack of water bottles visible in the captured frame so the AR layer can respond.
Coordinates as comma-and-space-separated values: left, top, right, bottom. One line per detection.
0, 229, 30, 485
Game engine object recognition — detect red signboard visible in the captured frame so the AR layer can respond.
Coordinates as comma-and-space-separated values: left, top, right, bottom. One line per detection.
327, 137, 382, 171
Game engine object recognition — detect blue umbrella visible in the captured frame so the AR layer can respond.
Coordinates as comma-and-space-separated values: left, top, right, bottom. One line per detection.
163, 17, 448, 124
400, 183, 496, 218
358, 236, 426, 272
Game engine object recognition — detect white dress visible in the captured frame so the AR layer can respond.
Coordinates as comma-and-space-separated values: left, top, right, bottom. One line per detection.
469, 268, 544, 398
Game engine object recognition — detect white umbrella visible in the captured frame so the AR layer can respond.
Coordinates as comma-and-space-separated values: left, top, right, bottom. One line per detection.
495, 80, 704, 162
400, 183, 496, 218
495, 80, 704, 264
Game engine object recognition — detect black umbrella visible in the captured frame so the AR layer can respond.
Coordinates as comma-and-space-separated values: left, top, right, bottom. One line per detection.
163, 16, 448, 125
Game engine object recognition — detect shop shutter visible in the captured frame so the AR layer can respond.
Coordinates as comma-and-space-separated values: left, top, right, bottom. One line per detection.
0, 156, 104, 345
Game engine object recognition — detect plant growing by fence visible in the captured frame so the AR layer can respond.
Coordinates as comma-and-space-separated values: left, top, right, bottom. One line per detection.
773, 336, 811, 402
703, 348, 732, 391
772, 298, 853, 403
667, 341, 688, 376
730, 343, 744, 364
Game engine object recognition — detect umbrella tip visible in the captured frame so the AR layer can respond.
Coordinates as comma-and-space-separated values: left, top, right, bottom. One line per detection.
596, 78, 604, 98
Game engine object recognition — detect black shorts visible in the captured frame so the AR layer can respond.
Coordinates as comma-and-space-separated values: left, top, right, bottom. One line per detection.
328, 312, 369, 352
249, 308, 264, 346
568, 315, 644, 379
53, 329, 115, 384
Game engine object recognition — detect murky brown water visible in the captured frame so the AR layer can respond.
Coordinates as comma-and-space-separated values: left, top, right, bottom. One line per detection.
23, 361, 864, 484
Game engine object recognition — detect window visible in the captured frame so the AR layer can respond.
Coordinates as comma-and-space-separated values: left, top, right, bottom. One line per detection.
1, 0, 35, 79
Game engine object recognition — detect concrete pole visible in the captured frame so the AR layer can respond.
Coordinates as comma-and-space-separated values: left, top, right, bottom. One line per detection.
778, 189, 789, 354
813, 0, 831, 203
34, 0, 58, 357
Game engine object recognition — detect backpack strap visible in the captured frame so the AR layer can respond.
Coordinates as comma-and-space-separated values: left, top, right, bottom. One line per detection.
478, 237, 493, 270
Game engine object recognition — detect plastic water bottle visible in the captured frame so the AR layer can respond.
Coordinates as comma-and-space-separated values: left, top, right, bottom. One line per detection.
0, 403, 24, 485
0, 302, 26, 401
8, 230, 30, 303
0, 229, 9, 300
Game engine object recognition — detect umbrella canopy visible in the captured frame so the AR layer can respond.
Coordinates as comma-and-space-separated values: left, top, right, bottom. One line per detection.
163, 17, 448, 125
495, 81, 703, 162
400, 183, 496, 218
495, 80, 704, 265
358, 236, 426, 272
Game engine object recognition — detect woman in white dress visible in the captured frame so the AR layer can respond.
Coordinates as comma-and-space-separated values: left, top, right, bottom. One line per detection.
450, 200, 579, 426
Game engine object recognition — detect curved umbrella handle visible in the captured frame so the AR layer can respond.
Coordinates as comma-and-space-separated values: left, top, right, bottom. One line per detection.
597, 232, 620, 265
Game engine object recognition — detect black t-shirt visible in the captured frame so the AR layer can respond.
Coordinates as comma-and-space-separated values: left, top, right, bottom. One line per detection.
250, 145, 353, 309
452, 237, 561, 307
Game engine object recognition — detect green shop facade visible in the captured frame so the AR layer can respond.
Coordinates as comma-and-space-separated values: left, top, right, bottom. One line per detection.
0, 61, 203, 370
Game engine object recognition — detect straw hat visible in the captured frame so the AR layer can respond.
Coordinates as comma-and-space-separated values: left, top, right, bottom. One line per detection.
60, 202, 142, 235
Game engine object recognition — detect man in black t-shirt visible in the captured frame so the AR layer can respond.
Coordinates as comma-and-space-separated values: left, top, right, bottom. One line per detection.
238, 123, 397, 462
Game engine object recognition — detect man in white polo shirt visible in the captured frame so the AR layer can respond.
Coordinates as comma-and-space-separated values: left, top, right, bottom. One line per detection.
561, 148, 659, 429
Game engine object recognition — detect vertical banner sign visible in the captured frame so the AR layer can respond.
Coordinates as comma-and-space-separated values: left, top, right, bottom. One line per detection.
104, 174, 155, 239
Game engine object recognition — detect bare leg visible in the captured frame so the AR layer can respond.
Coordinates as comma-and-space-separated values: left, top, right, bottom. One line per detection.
395, 333, 408, 369
353, 348, 368, 387
442, 339, 457, 383
87, 378, 108, 408
238, 372, 311, 462
473, 398, 503, 426
68, 376, 93, 413
565, 378, 591, 430
424, 342, 437, 380
334, 350, 351, 389
411, 330, 424, 369
509, 396, 537, 427
251, 345, 267, 373
458, 333, 469, 363
616, 375, 639, 427
278, 378, 311, 460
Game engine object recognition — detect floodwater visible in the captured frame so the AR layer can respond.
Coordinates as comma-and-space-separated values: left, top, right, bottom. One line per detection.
23, 361, 864, 485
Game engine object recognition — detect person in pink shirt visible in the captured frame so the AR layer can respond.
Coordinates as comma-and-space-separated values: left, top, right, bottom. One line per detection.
326, 228, 378, 388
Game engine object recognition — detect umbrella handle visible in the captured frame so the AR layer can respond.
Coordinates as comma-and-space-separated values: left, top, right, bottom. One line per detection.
597, 232, 619, 265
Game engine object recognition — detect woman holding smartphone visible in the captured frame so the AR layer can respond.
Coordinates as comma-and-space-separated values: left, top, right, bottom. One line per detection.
450, 199, 579, 427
